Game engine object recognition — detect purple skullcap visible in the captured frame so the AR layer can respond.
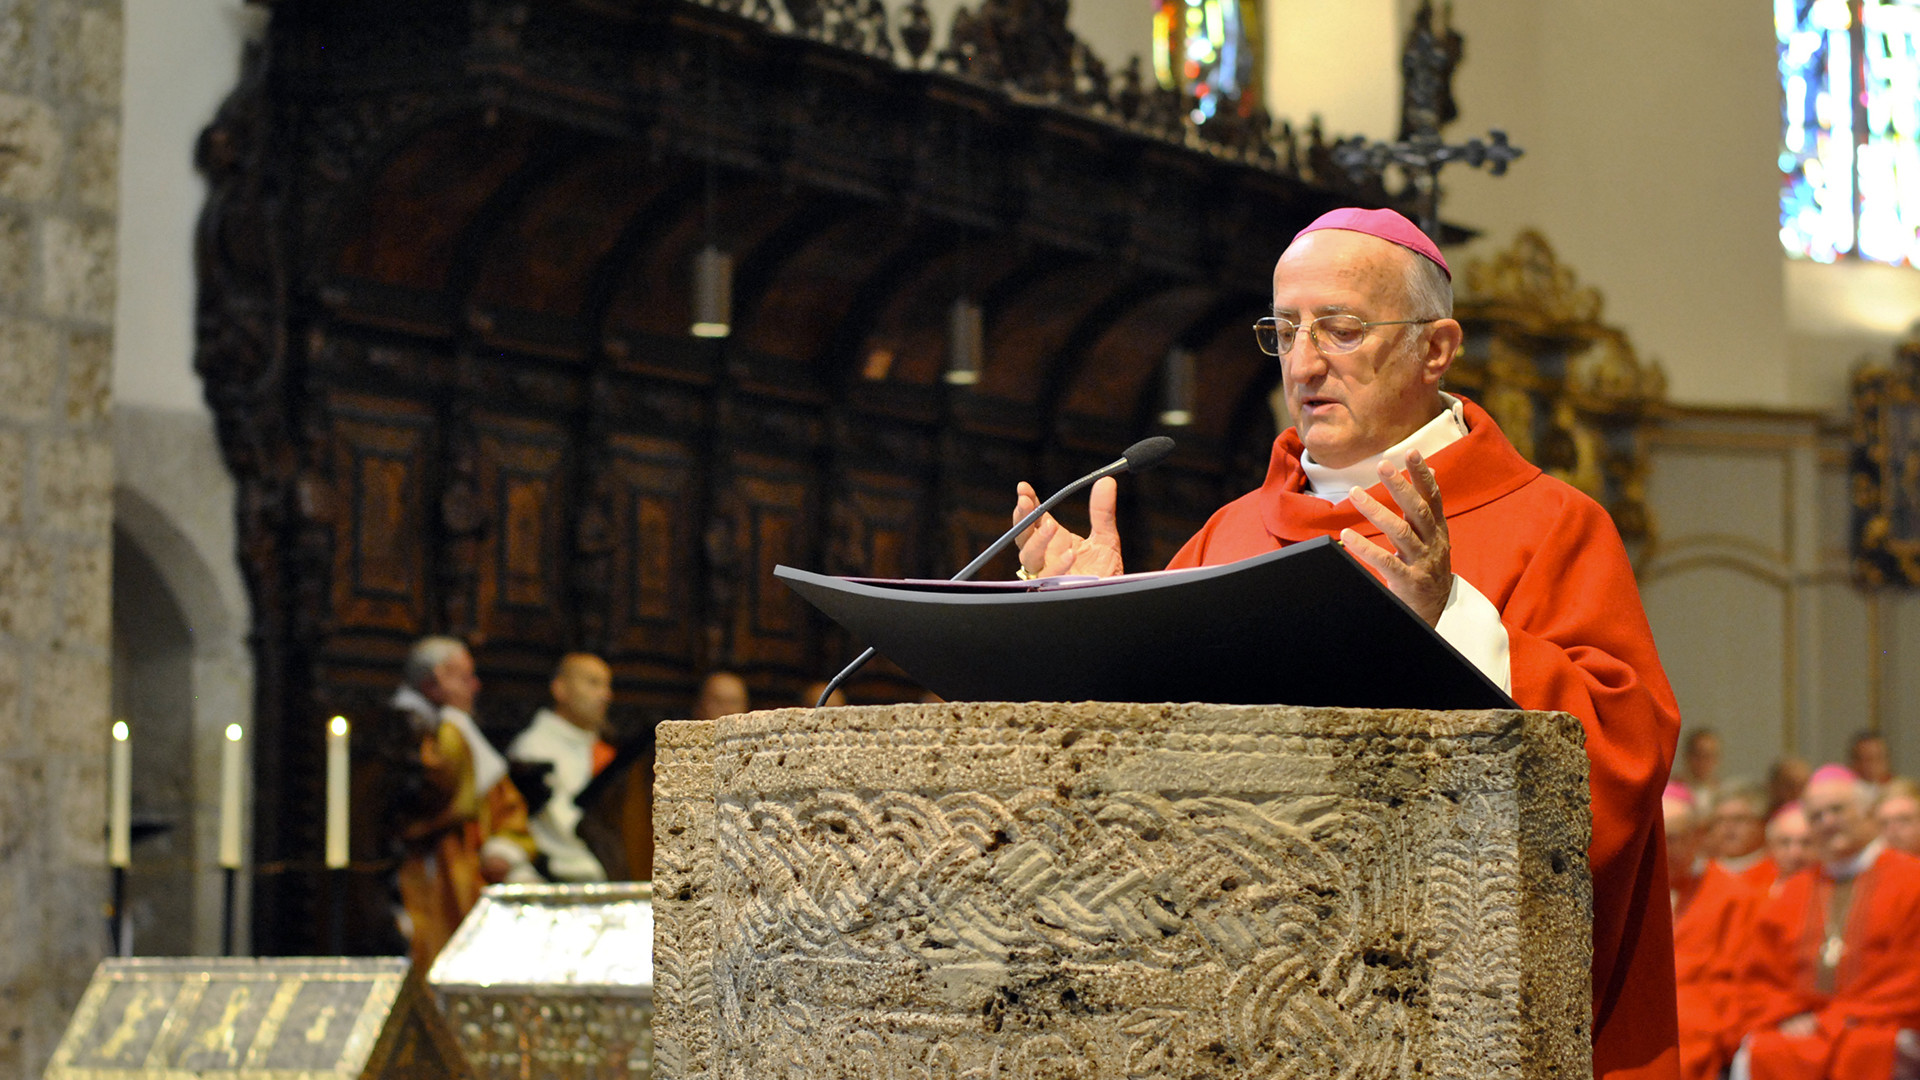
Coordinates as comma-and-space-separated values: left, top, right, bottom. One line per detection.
1295, 207, 1450, 280
1807, 764, 1861, 787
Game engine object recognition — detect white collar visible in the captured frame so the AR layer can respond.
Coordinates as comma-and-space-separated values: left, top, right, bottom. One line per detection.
1826, 837, 1885, 882
530, 707, 598, 748
390, 684, 508, 794
1300, 393, 1468, 503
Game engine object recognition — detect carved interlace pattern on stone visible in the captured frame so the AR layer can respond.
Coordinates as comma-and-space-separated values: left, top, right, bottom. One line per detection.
664, 706, 1586, 1080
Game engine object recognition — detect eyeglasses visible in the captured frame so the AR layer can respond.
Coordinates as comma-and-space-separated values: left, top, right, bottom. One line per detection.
1253, 314, 1439, 357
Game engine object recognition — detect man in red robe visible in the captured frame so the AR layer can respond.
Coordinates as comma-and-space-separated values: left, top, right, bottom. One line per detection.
1668, 785, 1763, 1080
1711, 783, 1777, 892
1013, 207, 1683, 1079
1766, 802, 1816, 889
1729, 766, 1920, 1080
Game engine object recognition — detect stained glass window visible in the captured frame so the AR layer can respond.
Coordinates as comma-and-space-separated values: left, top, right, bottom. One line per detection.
1779, 0, 1920, 266
1153, 0, 1262, 125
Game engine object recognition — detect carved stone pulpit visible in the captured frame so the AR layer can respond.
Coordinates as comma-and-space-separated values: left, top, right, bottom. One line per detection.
653, 703, 1594, 1080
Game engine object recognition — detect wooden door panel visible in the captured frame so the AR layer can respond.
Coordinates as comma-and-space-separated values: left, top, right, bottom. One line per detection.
474, 415, 570, 643
731, 471, 812, 668
606, 433, 699, 664
330, 396, 434, 634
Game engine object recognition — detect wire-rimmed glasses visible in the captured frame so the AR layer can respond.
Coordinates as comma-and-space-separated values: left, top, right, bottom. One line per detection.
1253, 314, 1440, 357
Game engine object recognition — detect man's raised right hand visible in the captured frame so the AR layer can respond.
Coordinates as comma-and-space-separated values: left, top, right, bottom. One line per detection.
1012, 477, 1125, 579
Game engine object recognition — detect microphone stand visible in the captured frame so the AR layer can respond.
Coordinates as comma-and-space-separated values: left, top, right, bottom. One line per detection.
814, 437, 1175, 707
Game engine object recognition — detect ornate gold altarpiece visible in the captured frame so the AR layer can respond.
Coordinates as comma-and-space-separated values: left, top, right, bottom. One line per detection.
43, 957, 467, 1080
426, 882, 655, 1080
1852, 338, 1920, 587
1454, 230, 1668, 551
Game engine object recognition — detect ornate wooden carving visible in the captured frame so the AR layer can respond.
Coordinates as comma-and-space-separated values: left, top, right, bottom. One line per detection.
1453, 230, 1667, 549
1851, 339, 1920, 587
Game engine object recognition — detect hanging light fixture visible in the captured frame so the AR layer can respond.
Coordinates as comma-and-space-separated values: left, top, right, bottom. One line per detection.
690, 37, 731, 340
691, 245, 733, 338
1160, 346, 1195, 426
945, 297, 983, 385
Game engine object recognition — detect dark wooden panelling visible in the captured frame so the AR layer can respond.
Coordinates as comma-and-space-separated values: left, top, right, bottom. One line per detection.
606, 433, 699, 661
332, 396, 434, 634
474, 415, 571, 643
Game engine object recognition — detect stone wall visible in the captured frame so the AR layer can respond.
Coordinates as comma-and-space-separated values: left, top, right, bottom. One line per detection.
656, 703, 1594, 1080
0, 0, 123, 1074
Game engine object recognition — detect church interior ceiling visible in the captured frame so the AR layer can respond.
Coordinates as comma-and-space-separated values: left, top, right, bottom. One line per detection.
197, 0, 1398, 952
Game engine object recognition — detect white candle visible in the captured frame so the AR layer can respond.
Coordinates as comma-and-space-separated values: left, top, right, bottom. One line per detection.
326, 717, 350, 869
219, 724, 244, 869
109, 721, 130, 868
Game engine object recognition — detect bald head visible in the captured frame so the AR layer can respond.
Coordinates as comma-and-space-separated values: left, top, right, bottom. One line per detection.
1766, 803, 1815, 878
695, 671, 749, 721
802, 680, 847, 709
1804, 768, 1878, 864
550, 652, 612, 733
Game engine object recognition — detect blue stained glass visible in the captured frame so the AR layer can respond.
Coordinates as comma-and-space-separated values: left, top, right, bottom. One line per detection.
1858, 1, 1920, 264
1780, 0, 1920, 267
1779, 0, 1853, 261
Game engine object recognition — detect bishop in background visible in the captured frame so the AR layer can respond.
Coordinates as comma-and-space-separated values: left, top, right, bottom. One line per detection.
1013, 207, 1684, 1080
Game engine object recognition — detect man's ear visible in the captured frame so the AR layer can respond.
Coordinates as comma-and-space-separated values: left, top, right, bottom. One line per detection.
1422, 319, 1464, 385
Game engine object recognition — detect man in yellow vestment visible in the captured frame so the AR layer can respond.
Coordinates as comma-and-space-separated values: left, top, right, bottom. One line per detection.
388, 635, 540, 966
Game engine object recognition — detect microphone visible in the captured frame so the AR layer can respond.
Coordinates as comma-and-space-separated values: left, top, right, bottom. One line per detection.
814, 436, 1176, 707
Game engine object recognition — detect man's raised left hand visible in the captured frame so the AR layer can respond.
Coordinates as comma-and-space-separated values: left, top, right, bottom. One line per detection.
1340, 449, 1452, 627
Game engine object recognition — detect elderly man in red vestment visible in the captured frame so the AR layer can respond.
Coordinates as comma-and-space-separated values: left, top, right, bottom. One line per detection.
1668, 784, 1764, 1080
1766, 802, 1817, 887
1728, 765, 1920, 1080
1012, 207, 1683, 1079
1711, 782, 1778, 891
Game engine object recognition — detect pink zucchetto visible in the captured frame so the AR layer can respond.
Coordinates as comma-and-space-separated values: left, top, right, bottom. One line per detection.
1295, 207, 1451, 280
1770, 800, 1803, 824
1807, 764, 1861, 787
1662, 782, 1694, 806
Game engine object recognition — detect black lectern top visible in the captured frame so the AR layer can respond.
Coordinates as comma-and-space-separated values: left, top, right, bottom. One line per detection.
776, 536, 1517, 710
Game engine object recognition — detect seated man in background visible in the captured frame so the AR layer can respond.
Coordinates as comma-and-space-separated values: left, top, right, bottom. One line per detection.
1762, 802, 1816, 891
1730, 765, 1920, 1080
389, 636, 541, 966
509, 653, 618, 882
1710, 783, 1775, 890
1678, 729, 1725, 816
694, 670, 750, 720
1669, 785, 1763, 1080
802, 679, 848, 708
1767, 756, 1811, 818
1849, 732, 1894, 805
1875, 778, 1920, 857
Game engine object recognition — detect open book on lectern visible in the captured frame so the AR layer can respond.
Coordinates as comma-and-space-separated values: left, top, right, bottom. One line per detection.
774, 535, 1518, 711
